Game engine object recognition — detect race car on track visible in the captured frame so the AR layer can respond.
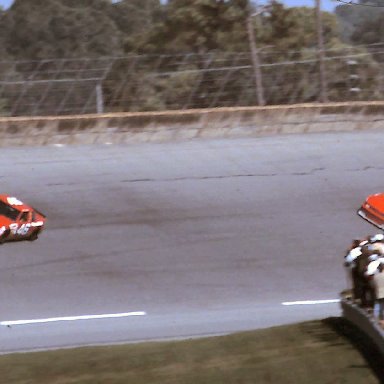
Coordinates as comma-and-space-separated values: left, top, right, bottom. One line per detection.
358, 193, 384, 230
0, 195, 46, 243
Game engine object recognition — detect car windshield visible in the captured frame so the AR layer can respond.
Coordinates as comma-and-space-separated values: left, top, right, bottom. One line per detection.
0, 200, 20, 221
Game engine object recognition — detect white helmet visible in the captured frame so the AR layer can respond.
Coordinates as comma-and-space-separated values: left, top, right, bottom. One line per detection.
369, 234, 384, 243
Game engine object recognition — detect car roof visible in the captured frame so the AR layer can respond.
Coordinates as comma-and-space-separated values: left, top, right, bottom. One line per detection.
367, 193, 384, 212
0, 194, 33, 212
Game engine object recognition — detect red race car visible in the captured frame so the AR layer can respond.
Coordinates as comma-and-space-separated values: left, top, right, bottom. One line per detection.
358, 193, 384, 230
0, 194, 46, 243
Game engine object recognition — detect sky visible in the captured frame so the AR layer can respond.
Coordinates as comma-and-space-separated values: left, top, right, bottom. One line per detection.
0, 0, 11, 10
0, 0, 339, 13
285, 0, 339, 11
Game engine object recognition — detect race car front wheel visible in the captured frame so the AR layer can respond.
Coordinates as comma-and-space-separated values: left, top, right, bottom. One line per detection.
28, 229, 40, 241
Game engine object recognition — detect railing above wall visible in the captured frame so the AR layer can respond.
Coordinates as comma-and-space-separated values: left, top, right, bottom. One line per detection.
1, 47, 384, 117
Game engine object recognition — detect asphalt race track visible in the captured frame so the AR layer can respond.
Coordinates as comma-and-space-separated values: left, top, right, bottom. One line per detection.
0, 131, 381, 353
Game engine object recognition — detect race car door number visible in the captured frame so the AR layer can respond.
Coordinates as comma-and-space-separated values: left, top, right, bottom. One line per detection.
9, 223, 31, 236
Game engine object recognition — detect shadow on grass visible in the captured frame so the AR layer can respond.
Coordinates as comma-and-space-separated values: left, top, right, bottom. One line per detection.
324, 317, 384, 384
300, 319, 347, 348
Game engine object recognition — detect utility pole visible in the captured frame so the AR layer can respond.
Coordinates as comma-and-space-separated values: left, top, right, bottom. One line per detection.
315, 0, 328, 102
246, 1, 265, 106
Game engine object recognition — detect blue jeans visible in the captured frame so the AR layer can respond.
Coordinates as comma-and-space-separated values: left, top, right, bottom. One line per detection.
374, 298, 384, 320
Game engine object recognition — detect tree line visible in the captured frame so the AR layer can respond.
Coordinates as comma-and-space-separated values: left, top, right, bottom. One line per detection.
0, 0, 340, 59
0, 0, 384, 115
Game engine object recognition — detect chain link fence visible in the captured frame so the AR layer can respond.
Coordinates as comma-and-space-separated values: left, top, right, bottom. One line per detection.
0, 45, 383, 117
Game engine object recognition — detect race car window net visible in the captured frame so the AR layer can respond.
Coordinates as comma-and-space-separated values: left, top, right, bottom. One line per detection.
19, 212, 29, 222
0, 200, 20, 221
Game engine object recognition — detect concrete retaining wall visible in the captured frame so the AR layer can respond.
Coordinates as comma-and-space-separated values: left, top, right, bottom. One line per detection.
1, 101, 384, 147
341, 299, 384, 356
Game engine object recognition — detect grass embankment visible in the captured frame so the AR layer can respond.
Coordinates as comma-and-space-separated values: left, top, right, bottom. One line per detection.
0, 318, 383, 384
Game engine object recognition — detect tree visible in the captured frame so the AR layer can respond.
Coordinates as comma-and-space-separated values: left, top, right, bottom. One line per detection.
108, 0, 163, 53
350, 14, 384, 46
105, 1, 369, 110
2, 0, 124, 59
255, 2, 339, 52
335, 1, 384, 43
142, 0, 249, 54
108, 0, 162, 37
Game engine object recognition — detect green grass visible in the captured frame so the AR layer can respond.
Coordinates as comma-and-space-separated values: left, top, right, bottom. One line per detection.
0, 318, 382, 384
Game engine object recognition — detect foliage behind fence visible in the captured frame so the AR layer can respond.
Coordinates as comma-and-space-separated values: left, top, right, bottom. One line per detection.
0, 45, 383, 117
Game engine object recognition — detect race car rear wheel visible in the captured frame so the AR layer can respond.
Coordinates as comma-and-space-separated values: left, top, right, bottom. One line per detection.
0, 228, 10, 244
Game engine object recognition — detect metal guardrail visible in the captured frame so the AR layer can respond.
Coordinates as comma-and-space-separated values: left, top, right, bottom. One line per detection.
341, 298, 384, 355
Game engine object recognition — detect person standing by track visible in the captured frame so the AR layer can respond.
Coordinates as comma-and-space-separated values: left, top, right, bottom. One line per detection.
372, 263, 384, 325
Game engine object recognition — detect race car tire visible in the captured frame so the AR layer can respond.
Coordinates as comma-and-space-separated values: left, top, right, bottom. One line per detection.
28, 230, 40, 241
0, 228, 10, 244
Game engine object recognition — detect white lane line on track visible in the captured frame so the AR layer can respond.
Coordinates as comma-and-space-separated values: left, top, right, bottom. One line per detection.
0, 311, 147, 326
282, 299, 340, 306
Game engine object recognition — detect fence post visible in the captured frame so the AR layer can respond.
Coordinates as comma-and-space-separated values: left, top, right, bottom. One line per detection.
246, 2, 266, 106
315, 0, 328, 102
96, 83, 104, 114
